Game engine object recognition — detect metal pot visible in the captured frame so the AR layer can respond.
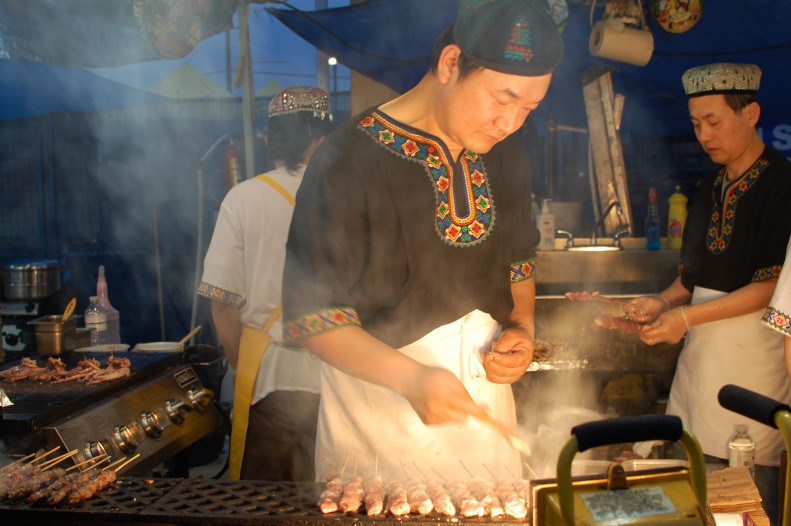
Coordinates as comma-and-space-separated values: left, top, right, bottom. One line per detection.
3, 259, 62, 300
29, 314, 79, 356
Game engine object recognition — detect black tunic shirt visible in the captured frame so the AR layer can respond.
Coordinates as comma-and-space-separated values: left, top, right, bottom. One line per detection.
681, 146, 791, 293
283, 109, 539, 348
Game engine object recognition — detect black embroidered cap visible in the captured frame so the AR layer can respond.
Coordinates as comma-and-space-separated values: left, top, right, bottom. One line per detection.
682, 63, 762, 97
452, 0, 563, 76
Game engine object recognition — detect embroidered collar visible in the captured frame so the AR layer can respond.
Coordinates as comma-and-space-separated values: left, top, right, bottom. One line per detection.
707, 155, 768, 253
358, 111, 496, 247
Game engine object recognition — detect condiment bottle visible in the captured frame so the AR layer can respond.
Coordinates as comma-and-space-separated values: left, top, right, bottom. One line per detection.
537, 199, 555, 251
728, 424, 755, 478
645, 187, 661, 251
84, 296, 107, 346
95, 265, 121, 344
667, 185, 688, 250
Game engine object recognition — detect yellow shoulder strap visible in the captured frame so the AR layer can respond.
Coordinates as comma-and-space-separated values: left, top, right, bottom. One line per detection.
256, 174, 295, 207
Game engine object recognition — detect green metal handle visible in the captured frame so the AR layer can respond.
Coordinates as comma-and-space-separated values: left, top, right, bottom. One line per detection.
556, 422, 706, 525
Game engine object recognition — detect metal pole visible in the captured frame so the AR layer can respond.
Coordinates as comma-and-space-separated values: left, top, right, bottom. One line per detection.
237, 0, 256, 180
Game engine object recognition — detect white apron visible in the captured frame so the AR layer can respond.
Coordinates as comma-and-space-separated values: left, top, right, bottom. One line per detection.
315, 309, 521, 481
667, 286, 791, 466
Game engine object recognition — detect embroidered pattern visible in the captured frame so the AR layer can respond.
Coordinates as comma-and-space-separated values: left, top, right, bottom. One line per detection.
762, 307, 791, 336
284, 306, 361, 341
707, 159, 767, 253
753, 265, 782, 282
504, 15, 533, 63
358, 113, 496, 248
511, 258, 536, 283
196, 282, 242, 308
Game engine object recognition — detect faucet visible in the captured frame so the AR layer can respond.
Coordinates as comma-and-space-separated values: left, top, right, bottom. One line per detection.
590, 200, 624, 245
556, 229, 574, 249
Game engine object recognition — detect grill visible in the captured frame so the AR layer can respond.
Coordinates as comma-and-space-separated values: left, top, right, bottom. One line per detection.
1, 347, 225, 477
0, 479, 525, 525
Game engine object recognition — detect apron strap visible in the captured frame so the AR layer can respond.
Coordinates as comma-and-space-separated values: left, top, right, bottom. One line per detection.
229, 174, 295, 480
256, 174, 296, 206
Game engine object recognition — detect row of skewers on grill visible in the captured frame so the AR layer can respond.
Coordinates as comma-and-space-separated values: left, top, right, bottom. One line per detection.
317, 457, 533, 519
0, 446, 138, 506
0, 356, 131, 385
319, 473, 532, 518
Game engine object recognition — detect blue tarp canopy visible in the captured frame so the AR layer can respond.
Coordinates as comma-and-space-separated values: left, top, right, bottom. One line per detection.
0, 59, 165, 120
268, 0, 791, 141
0, 0, 235, 120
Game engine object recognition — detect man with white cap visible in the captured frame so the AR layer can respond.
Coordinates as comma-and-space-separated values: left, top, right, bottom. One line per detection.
283, 0, 563, 482
626, 63, 791, 524
198, 86, 333, 480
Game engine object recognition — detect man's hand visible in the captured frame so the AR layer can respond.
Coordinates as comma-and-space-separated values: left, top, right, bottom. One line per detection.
400, 365, 481, 425
483, 326, 533, 383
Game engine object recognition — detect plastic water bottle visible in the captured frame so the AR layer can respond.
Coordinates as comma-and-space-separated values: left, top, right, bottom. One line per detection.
84, 296, 108, 346
95, 265, 121, 344
728, 424, 755, 478
645, 187, 661, 251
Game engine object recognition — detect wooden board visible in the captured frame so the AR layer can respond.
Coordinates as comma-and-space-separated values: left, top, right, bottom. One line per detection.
581, 65, 634, 236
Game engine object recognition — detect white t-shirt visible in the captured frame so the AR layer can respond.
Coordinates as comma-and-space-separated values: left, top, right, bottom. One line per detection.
198, 165, 320, 403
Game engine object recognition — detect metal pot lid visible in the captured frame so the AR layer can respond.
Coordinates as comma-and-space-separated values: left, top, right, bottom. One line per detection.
4, 258, 61, 271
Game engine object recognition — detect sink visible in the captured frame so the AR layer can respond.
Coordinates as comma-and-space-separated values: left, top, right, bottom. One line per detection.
534, 238, 682, 295
566, 245, 621, 252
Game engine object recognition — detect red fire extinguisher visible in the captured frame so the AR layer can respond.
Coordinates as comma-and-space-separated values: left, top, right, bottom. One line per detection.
224, 138, 244, 191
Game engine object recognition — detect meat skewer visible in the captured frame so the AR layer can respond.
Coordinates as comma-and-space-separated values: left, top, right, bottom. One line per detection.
339, 474, 364, 513
592, 315, 646, 333
362, 474, 385, 516
445, 480, 485, 517
317, 452, 350, 514
493, 479, 528, 518
384, 479, 410, 516
467, 476, 504, 517
425, 479, 456, 516
26, 454, 109, 505
405, 477, 434, 515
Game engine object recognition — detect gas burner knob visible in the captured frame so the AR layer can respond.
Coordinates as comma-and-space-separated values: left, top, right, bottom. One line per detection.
165, 398, 192, 425
84, 440, 107, 460
113, 423, 144, 455
5, 333, 19, 347
140, 410, 167, 439
187, 387, 212, 412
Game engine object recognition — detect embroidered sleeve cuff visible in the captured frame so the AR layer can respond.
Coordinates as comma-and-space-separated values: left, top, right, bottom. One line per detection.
284, 307, 361, 342
753, 265, 782, 282
762, 306, 791, 337
510, 257, 536, 283
196, 282, 242, 307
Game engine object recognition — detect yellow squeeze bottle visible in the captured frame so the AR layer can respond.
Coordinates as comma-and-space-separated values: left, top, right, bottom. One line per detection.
667, 185, 688, 250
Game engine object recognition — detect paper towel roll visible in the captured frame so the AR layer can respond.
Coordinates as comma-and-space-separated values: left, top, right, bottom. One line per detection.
589, 20, 654, 66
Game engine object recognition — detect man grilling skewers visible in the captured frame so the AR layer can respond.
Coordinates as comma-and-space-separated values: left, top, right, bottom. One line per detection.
283, 0, 562, 482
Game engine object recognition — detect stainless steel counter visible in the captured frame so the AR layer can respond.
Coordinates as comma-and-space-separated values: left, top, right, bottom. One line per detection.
534, 238, 681, 295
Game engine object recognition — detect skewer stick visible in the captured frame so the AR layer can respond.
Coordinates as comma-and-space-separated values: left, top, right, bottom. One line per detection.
66, 454, 109, 472
28, 446, 61, 464
430, 467, 447, 482
523, 461, 539, 480
106, 454, 134, 471
413, 462, 428, 481
112, 453, 141, 473
39, 450, 79, 470
482, 463, 498, 481
339, 451, 351, 479
13, 452, 38, 464
458, 459, 474, 478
